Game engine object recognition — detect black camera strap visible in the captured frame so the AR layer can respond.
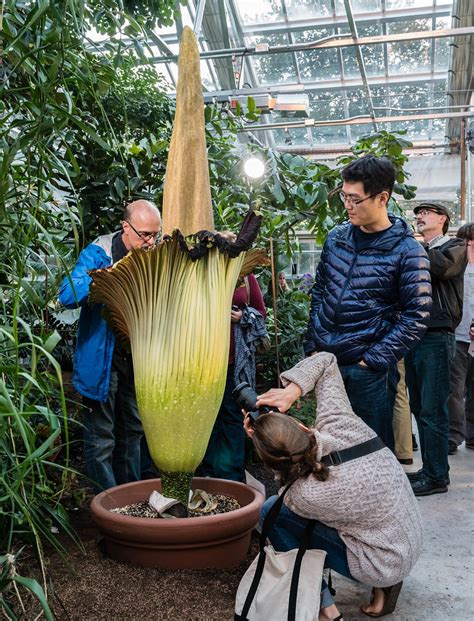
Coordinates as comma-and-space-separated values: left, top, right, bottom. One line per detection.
320, 436, 385, 468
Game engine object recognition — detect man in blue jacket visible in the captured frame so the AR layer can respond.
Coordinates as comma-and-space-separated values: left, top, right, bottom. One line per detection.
304, 155, 432, 450
59, 200, 161, 491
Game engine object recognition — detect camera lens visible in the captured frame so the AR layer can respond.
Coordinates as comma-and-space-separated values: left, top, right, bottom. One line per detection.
232, 382, 257, 412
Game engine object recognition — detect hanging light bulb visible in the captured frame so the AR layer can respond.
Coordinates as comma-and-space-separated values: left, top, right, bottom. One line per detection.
243, 156, 265, 180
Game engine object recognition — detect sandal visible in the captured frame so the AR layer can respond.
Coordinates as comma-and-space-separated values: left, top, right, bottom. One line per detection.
360, 581, 403, 618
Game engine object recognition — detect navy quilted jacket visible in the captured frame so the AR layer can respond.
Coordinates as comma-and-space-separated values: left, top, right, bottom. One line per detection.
304, 216, 432, 370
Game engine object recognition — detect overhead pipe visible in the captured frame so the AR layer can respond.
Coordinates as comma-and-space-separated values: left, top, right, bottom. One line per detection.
235, 110, 474, 132
150, 26, 474, 63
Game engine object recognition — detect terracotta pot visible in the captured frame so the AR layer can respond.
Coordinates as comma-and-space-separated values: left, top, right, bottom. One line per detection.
90, 477, 265, 569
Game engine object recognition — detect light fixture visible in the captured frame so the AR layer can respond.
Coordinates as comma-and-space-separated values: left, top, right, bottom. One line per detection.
274, 94, 310, 117
243, 156, 266, 180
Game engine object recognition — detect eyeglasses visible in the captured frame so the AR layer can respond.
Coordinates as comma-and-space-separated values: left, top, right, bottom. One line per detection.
339, 191, 380, 206
126, 220, 160, 242
415, 209, 442, 217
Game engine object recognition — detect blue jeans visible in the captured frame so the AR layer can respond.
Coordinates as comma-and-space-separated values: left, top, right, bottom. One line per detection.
198, 365, 246, 482
339, 363, 397, 451
261, 496, 354, 609
83, 353, 143, 491
405, 331, 455, 482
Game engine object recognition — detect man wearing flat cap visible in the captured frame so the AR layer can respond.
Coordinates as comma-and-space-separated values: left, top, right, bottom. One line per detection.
405, 203, 467, 496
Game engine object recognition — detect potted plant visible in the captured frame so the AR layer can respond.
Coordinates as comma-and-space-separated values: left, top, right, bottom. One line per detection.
89, 27, 265, 568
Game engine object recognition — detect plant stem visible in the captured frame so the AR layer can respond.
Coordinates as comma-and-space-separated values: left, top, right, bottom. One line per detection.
161, 471, 194, 508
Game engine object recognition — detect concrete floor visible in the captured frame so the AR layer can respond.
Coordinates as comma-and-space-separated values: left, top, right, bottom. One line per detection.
335, 441, 474, 620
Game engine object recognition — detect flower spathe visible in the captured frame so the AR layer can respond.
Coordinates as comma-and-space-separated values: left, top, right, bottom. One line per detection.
90, 231, 267, 504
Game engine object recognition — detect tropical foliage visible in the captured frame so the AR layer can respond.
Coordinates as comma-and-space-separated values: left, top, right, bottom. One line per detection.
0, 0, 417, 615
0, 0, 179, 617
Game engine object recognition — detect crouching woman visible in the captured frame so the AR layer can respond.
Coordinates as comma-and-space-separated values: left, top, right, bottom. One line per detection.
245, 352, 422, 620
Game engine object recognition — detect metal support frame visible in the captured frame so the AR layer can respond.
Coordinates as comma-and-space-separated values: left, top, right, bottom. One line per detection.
224, 0, 276, 147
235, 111, 474, 132
197, 73, 447, 101
145, 32, 178, 87
193, 0, 207, 37
238, 3, 452, 37
468, 139, 473, 223
343, 0, 377, 131
151, 27, 474, 63
274, 141, 461, 156
461, 117, 466, 220
280, 0, 301, 86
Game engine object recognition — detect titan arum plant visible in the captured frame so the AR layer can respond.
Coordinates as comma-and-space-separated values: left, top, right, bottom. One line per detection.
89, 27, 266, 509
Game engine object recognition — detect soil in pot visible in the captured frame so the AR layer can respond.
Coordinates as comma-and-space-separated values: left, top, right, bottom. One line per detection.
112, 493, 241, 518
91, 477, 265, 569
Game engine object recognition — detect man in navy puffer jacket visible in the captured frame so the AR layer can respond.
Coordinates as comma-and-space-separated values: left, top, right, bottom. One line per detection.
304, 155, 432, 450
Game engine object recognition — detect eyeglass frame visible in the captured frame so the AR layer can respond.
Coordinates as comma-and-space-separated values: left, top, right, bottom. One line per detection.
414, 208, 446, 218
125, 219, 160, 242
339, 191, 382, 206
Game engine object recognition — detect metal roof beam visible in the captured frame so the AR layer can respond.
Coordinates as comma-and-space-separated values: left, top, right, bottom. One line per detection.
197, 72, 448, 101
151, 27, 474, 63
446, 0, 474, 145
234, 111, 474, 132
237, 4, 452, 36
342, 0, 377, 131
193, 0, 207, 37
155, 4, 451, 42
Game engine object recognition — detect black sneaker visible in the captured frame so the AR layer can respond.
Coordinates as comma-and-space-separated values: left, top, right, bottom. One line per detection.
406, 469, 423, 481
411, 476, 448, 496
406, 469, 450, 486
448, 440, 458, 455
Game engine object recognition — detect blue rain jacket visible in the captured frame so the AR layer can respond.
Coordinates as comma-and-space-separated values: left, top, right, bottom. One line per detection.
59, 234, 115, 401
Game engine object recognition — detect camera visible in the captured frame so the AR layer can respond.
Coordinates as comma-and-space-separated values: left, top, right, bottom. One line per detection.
232, 381, 278, 425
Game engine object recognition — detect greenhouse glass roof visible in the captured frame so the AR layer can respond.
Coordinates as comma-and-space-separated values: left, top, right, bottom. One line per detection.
151, 0, 473, 150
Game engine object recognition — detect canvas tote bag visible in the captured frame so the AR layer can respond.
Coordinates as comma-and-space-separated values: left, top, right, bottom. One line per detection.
235, 483, 326, 621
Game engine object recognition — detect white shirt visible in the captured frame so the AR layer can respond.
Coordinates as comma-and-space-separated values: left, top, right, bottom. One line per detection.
455, 263, 474, 343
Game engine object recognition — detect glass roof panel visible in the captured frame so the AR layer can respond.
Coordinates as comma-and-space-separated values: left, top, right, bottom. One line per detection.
387, 18, 434, 75
151, 0, 457, 149
351, 0, 383, 11
434, 16, 450, 70
285, 0, 335, 19
237, 0, 283, 25
341, 22, 385, 78
385, 0, 434, 8
245, 33, 298, 85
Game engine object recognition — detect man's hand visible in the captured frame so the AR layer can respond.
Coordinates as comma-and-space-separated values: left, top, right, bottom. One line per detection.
256, 383, 302, 413
358, 360, 368, 368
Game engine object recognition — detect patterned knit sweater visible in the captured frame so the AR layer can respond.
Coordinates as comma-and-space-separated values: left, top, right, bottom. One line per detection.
281, 352, 423, 587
